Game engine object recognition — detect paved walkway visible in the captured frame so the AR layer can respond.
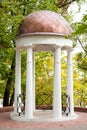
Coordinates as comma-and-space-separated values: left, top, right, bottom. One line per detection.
0, 112, 87, 130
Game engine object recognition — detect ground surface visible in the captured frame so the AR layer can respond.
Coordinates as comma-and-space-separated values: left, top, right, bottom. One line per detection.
0, 112, 87, 130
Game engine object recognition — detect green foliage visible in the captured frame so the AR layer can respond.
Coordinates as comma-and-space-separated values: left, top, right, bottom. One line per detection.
73, 14, 87, 36
0, 0, 58, 105
35, 52, 54, 105
0, 0, 24, 48
76, 52, 87, 71
35, 52, 54, 95
71, 1, 87, 93
0, 0, 87, 107
0, 48, 14, 99
73, 55, 87, 107
34, 0, 58, 12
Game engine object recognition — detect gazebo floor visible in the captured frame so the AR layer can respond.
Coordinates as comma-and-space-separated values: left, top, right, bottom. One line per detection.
10, 110, 77, 122
0, 111, 87, 130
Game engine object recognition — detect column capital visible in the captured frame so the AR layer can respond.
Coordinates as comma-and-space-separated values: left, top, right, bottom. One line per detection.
25, 45, 32, 50
15, 45, 33, 51
26, 44, 32, 48
54, 48, 61, 63
55, 45, 61, 49
14, 47, 22, 51
67, 47, 73, 52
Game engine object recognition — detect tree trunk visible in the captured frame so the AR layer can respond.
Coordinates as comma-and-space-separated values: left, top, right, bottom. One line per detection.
3, 53, 15, 106
9, 91, 14, 106
3, 86, 10, 106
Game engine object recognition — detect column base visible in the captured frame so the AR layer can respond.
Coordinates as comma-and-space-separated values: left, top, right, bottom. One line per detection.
53, 111, 62, 119
10, 112, 33, 121
10, 110, 77, 122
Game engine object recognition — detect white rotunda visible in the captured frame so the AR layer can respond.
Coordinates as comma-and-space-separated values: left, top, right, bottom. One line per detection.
10, 10, 76, 121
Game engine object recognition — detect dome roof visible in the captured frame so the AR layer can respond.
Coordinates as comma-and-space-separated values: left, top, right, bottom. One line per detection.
19, 10, 72, 36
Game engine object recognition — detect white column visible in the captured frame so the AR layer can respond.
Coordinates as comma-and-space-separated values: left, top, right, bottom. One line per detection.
14, 49, 21, 114
53, 47, 62, 118
67, 49, 74, 115
33, 52, 35, 111
25, 47, 33, 118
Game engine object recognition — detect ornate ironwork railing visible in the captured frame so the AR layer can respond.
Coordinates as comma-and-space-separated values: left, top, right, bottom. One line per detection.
17, 94, 22, 116
62, 94, 70, 116
18, 93, 70, 116
36, 93, 53, 106
36, 93, 70, 116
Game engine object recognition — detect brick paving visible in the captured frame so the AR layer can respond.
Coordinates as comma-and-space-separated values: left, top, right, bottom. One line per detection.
0, 112, 87, 130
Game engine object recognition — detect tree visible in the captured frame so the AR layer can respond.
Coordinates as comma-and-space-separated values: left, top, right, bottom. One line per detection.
72, 14, 87, 54
0, 0, 24, 106
0, 0, 58, 106
35, 52, 54, 105
0, 0, 87, 107
73, 54, 87, 107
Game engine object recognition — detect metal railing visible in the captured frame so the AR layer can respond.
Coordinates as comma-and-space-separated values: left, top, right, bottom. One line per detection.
36, 93, 53, 106
17, 93, 70, 116
62, 94, 70, 116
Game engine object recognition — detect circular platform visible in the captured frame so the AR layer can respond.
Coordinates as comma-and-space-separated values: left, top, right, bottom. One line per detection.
10, 110, 77, 122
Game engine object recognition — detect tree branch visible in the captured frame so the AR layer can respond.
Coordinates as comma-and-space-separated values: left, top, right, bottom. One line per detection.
76, 37, 87, 54
55, 0, 77, 8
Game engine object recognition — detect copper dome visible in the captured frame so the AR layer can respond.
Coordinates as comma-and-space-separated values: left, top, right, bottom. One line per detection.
19, 10, 72, 36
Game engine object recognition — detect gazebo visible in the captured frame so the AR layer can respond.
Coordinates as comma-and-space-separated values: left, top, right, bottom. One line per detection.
10, 10, 76, 121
